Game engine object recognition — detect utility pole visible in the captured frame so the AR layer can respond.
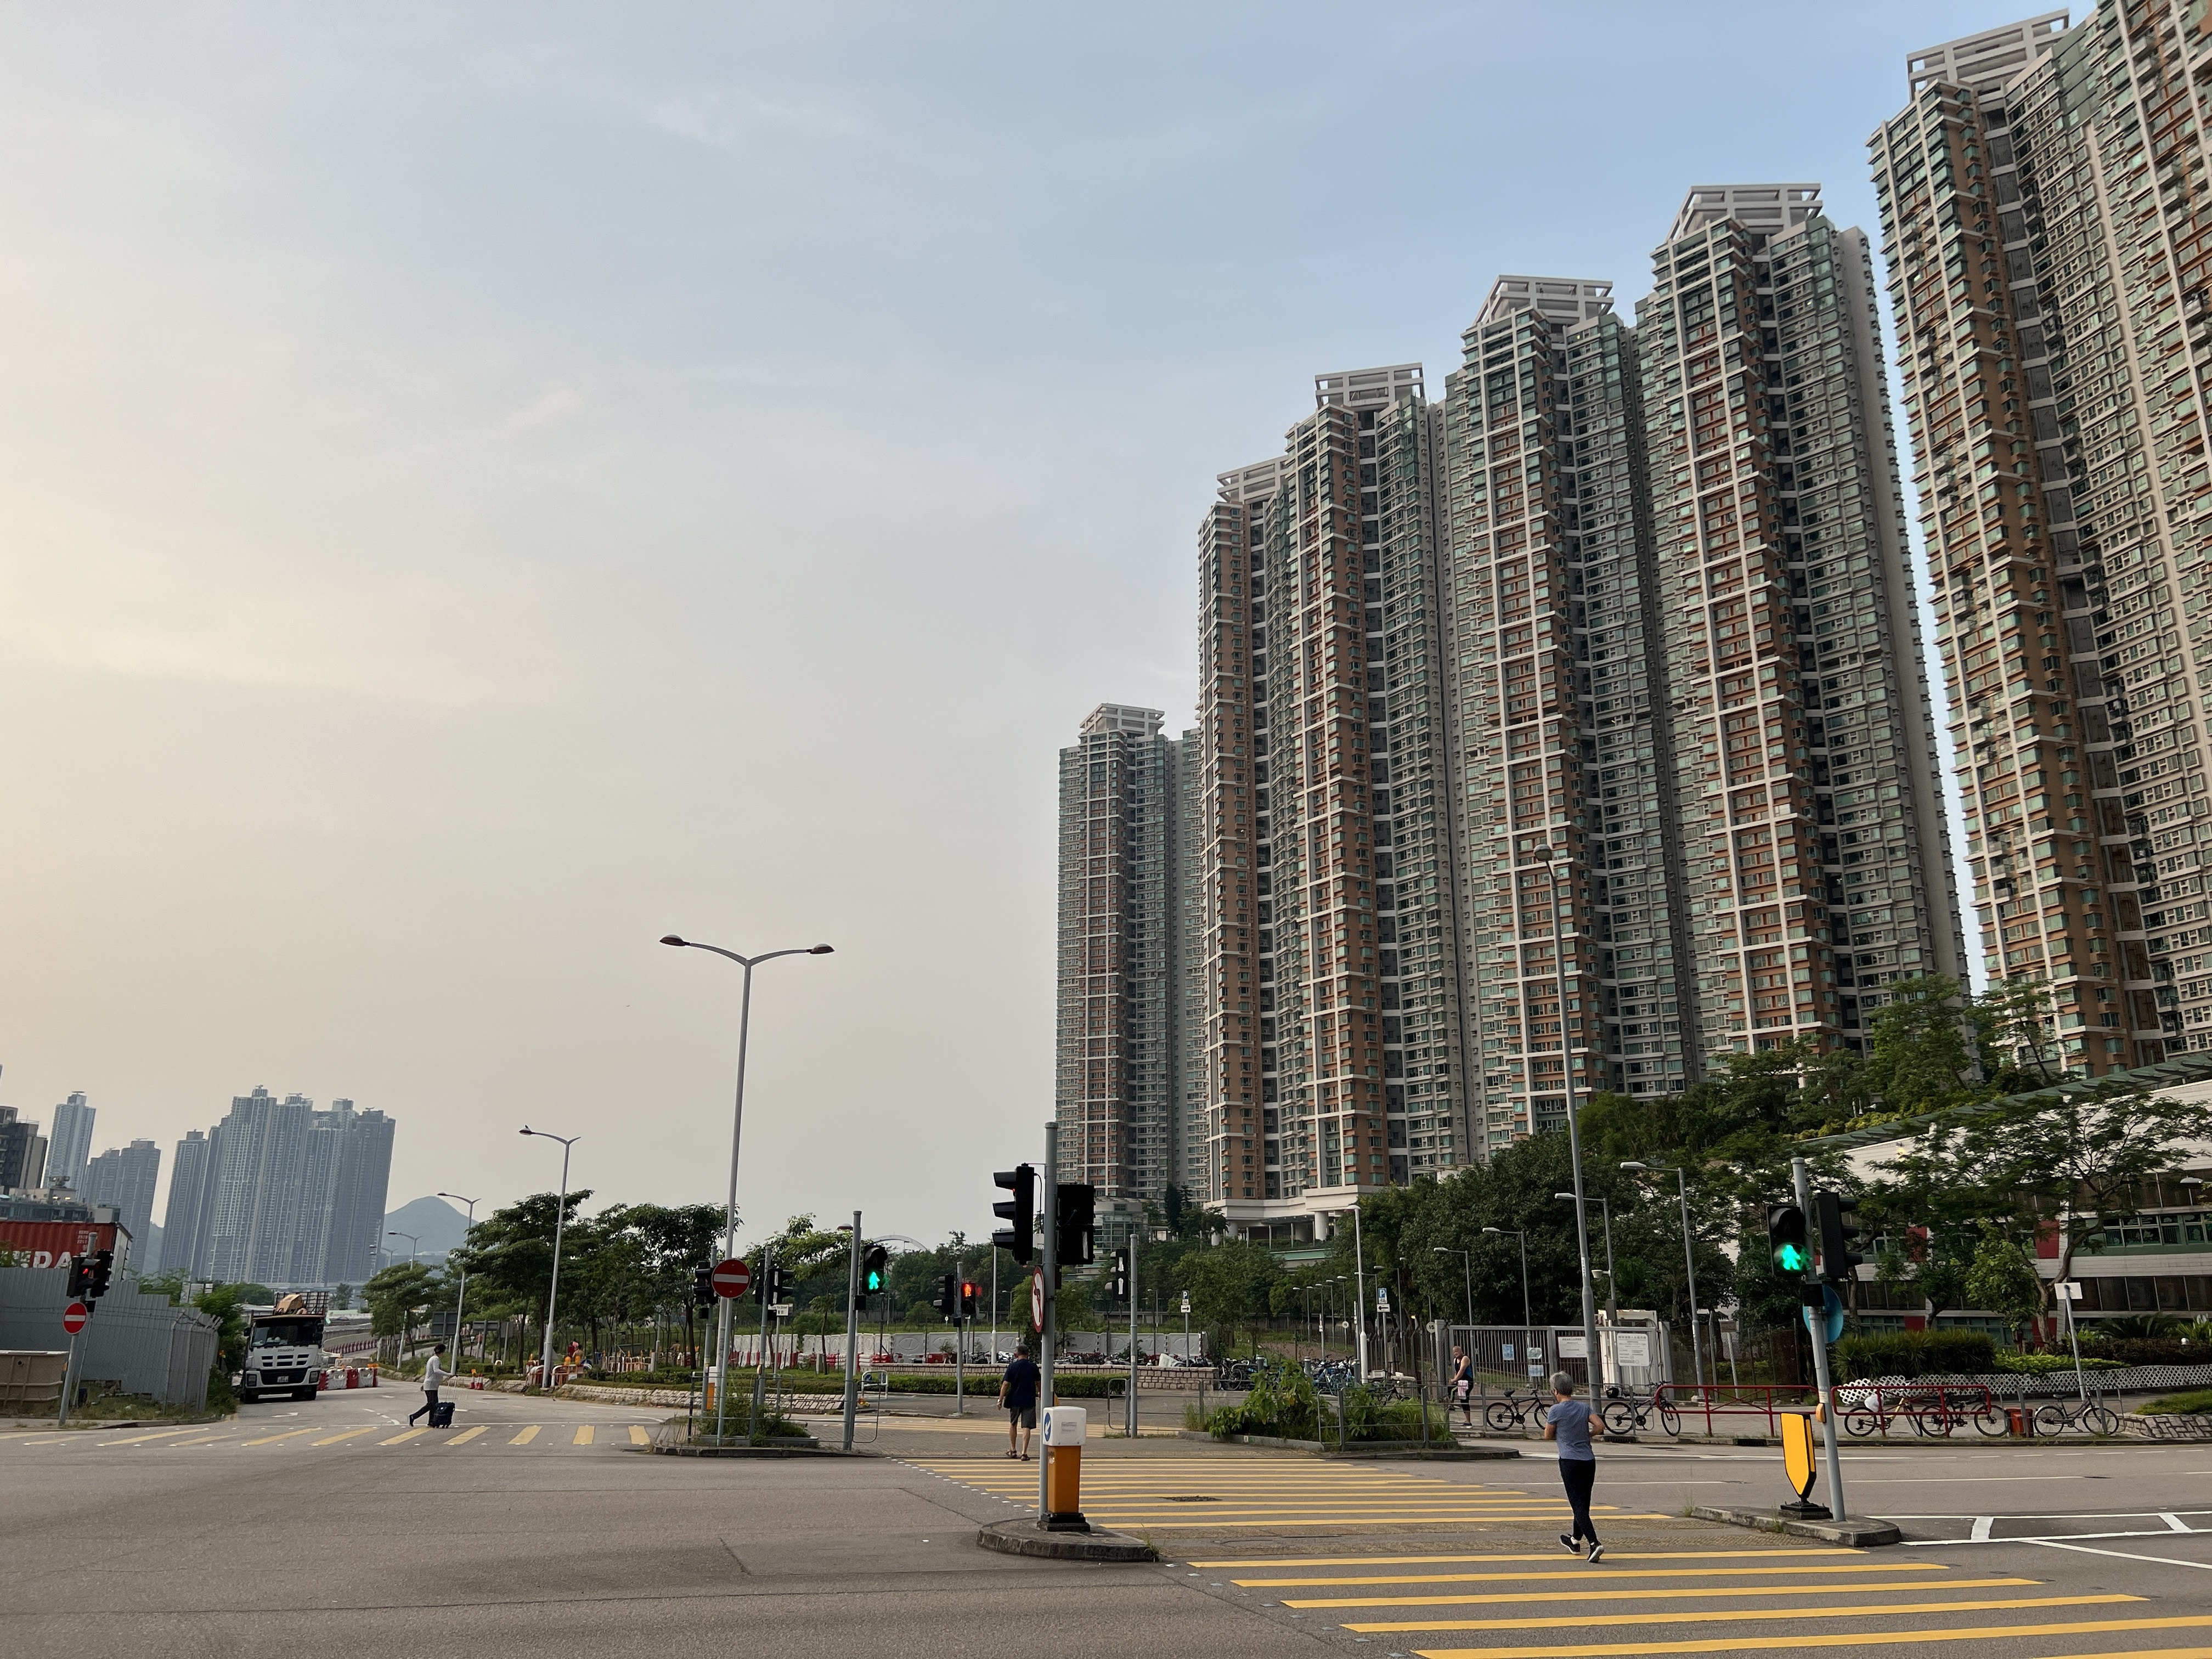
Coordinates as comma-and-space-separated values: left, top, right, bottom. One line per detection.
1127, 1237, 1139, 1438
1038, 1120, 1058, 1519
1792, 1155, 1847, 1521
1350, 1204, 1369, 1378
840, 1213, 861, 1452
748, 1245, 775, 1446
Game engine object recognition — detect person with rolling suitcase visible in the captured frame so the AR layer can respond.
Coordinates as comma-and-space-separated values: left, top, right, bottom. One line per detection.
408, 1344, 449, 1427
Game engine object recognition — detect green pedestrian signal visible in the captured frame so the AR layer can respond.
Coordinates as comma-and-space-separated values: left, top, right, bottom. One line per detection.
1767, 1203, 1810, 1274
862, 1244, 889, 1295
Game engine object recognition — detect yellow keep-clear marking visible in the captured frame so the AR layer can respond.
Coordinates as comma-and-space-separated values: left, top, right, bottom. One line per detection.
380, 1427, 429, 1446
1257, 1562, 1945, 1589
242, 1426, 323, 1448
572, 1425, 593, 1445
25, 1436, 85, 1448
97, 1427, 201, 1447
510, 1425, 540, 1445
444, 1426, 487, 1445
1138, 1516, 1676, 1530
311, 1426, 380, 1447
171, 1435, 232, 1448
1408, 1615, 2212, 1658
1356, 1593, 2141, 1634
1202, 1550, 1870, 1568
629, 1425, 650, 1444
1318, 1577, 2040, 1609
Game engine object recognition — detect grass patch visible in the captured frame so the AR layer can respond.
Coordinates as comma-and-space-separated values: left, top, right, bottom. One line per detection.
2137, 1387, 2212, 1415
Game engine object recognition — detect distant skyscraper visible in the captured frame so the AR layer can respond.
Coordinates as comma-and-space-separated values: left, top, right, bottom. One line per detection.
159, 1090, 395, 1286
47, 1094, 94, 1192
0, 1105, 47, 1196
1872, 9, 2199, 1071
81, 1139, 160, 1256
1056, 705, 1198, 1212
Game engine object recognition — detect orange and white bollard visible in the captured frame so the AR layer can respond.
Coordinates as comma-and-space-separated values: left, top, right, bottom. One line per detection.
1041, 1405, 1089, 1532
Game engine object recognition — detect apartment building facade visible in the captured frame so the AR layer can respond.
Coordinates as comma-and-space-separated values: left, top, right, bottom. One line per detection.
1874, 6, 2211, 1070
1054, 704, 1199, 1211
81, 1138, 160, 1257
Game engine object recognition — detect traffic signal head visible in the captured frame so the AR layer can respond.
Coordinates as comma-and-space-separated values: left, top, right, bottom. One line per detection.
992, 1165, 1036, 1264
933, 1273, 956, 1319
88, 1249, 113, 1300
692, 1265, 715, 1308
1056, 1182, 1096, 1267
958, 1279, 980, 1319
862, 1244, 889, 1295
1109, 1247, 1130, 1301
1767, 1203, 1811, 1276
1814, 1190, 1866, 1285
66, 1255, 92, 1299
770, 1265, 795, 1304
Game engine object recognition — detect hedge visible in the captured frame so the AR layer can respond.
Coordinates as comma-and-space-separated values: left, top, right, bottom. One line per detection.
1835, 1329, 1997, 1379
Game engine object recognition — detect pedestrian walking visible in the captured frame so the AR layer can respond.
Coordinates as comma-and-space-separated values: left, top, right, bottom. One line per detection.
1543, 1370, 1605, 1561
999, 1344, 1041, 1460
1449, 1345, 1476, 1428
408, 1344, 448, 1427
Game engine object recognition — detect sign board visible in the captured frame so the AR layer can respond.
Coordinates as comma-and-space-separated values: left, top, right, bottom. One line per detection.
1031, 1269, 1046, 1333
61, 1301, 89, 1335
1556, 1334, 1588, 1359
1612, 1330, 1652, 1368
710, 1258, 752, 1299
1375, 1286, 1390, 1310
1780, 1412, 1819, 1502
1502, 1344, 1515, 1360
2058, 1280, 2083, 1301
770, 1303, 793, 1317
1180, 1293, 1191, 1314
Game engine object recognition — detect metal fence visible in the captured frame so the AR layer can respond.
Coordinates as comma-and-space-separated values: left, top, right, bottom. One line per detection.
1448, 1322, 1675, 1395
0, 1268, 218, 1409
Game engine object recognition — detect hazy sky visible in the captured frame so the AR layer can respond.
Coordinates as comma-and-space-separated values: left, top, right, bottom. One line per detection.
0, 1, 2007, 1248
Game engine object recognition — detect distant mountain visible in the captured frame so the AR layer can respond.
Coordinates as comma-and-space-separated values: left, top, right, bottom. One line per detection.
382, 1195, 472, 1261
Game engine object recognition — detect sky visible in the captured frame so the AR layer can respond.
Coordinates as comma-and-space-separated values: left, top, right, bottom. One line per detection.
0, 0, 2014, 1249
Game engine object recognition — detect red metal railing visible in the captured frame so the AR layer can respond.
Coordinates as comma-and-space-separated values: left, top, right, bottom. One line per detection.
1651, 1382, 1817, 1437
1651, 1380, 2004, 1437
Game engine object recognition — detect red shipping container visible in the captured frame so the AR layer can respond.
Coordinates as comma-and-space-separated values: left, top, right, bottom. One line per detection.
0, 1219, 126, 1273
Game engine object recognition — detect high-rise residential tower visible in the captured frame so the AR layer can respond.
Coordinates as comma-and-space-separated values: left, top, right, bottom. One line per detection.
1638, 184, 1965, 1061
81, 1139, 160, 1255
1197, 365, 1472, 1235
1872, 7, 2208, 1069
161, 1128, 213, 1276
1447, 276, 1697, 1143
1055, 704, 1199, 1217
0, 1105, 47, 1195
46, 1093, 94, 1192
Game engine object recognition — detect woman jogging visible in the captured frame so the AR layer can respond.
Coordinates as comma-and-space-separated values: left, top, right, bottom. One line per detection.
1449, 1346, 1476, 1429
1542, 1370, 1605, 1561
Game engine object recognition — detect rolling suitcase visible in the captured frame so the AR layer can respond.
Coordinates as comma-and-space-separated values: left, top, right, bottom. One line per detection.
430, 1399, 455, 1428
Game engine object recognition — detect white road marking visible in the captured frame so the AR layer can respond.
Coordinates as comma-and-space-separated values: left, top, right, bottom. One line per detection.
1971, 1516, 1994, 1541
2027, 1537, 2212, 1571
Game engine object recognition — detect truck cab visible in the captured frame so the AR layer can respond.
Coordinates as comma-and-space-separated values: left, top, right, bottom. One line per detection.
242, 1291, 329, 1403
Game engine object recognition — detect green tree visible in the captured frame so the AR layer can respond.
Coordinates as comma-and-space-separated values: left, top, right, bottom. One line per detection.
1863, 974, 1987, 1118
366, 1262, 441, 1358
1964, 1230, 2044, 1346
1176, 1241, 1283, 1355
444, 1190, 590, 1364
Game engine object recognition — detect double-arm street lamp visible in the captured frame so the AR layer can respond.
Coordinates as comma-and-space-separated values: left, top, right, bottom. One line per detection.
387, 1229, 418, 1266
520, 1127, 578, 1386
437, 1192, 479, 1367
1534, 845, 1604, 1401
661, 934, 833, 1441
1622, 1161, 1704, 1393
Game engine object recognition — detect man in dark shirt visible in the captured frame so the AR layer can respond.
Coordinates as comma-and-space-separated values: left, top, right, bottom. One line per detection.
999, 1345, 1041, 1460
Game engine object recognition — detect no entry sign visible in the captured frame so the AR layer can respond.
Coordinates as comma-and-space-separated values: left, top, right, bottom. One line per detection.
62, 1301, 89, 1334
1030, 1269, 1046, 1334
711, 1258, 751, 1300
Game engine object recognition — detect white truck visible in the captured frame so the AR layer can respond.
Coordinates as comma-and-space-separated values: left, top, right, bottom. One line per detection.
241, 1290, 330, 1403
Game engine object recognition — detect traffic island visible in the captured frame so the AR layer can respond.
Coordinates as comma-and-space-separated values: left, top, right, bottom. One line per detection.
1687, 1503, 1901, 1548
976, 1517, 1158, 1562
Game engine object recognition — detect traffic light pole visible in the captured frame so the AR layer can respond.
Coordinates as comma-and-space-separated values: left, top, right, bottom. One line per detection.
1792, 1155, 1847, 1522
1039, 1121, 1058, 1520
1127, 1244, 1138, 1438
749, 1245, 775, 1446
840, 1213, 861, 1453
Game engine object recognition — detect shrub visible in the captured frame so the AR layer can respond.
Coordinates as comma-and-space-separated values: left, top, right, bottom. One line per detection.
1833, 1328, 1997, 1379
1991, 1351, 2124, 1375
2083, 1338, 2209, 1367
2137, 1387, 2212, 1415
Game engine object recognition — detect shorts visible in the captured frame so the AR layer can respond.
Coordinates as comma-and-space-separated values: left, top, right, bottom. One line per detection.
1008, 1404, 1037, 1429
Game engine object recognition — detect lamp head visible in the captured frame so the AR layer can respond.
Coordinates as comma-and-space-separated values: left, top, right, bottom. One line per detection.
659, 935, 686, 947
809, 944, 834, 955
1553, 1192, 1577, 1201
1482, 1227, 1502, 1235
1620, 1161, 1649, 1171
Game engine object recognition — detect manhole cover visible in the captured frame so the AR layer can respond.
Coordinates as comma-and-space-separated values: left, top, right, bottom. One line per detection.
1162, 1495, 1221, 1503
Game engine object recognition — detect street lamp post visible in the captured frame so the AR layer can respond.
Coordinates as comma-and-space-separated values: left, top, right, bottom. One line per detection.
519, 1127, 577, 1389
659, 934, 833, 1443
1536, 845, 1604, 1401
387, 1230, 419, 1266
1621, 1161, 1703, 1395
1482, 1227, 1532, 1330
1555, 1192, 1618, 1327
435, 1193, 479, 1367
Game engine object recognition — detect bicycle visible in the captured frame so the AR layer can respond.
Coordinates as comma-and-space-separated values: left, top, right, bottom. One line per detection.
1483, 1389, 1545, 1432
2034, 1394, 2121, 1438
1599, 1387, 1681, 1438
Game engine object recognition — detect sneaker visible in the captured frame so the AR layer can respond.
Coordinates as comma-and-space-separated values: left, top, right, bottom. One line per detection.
1586, 1543, 1606, 1563
1559, 1534, 1579, 1554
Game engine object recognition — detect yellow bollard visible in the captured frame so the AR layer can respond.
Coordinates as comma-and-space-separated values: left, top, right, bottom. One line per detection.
1041, 1405, 1090, 1532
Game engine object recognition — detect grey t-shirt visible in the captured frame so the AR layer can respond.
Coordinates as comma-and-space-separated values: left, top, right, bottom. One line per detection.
1547, 1397, 1595, 1461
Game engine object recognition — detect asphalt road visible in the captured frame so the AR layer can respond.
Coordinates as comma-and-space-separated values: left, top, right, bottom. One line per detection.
8, 1385, 2212, 1658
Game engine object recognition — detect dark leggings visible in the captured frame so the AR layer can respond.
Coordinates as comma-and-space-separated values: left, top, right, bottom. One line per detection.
1559, 1457, 1599, 1544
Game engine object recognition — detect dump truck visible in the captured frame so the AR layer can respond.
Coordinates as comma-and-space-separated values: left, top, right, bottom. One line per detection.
241, 1290, 330, 1403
